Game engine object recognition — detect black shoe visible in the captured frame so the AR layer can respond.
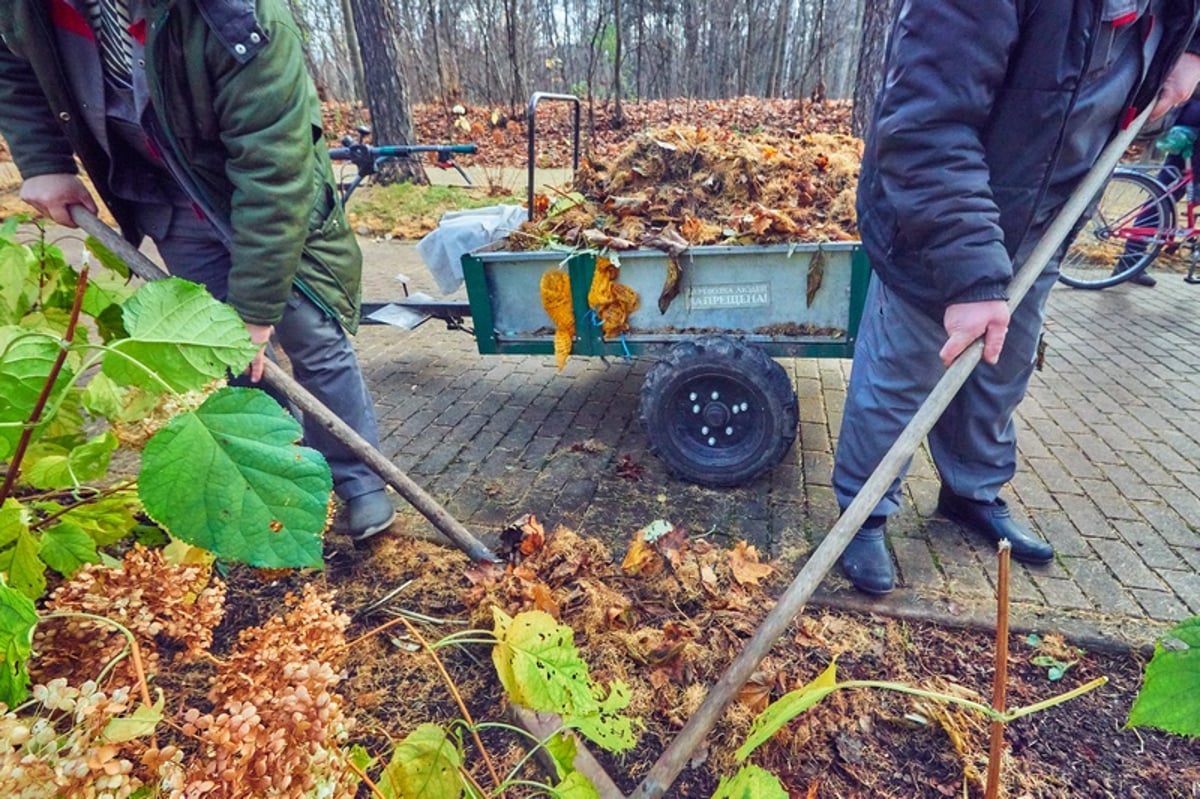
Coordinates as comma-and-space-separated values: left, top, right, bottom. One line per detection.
936, 487, 1054, 564
347, 489, 396, 541
839, 518, 895, 595
1129, 271, 1157, 287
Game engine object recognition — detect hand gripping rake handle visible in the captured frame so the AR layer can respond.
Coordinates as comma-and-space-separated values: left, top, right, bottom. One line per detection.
628, 108, 1151, 799
71, 207, 499, 565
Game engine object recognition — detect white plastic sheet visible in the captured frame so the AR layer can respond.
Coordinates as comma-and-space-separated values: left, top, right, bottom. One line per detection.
415, 204, 527, 295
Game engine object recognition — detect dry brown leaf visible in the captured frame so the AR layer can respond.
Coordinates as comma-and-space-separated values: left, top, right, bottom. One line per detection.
499, 513, 548, 562
737, 670, 774, 713
729, 540, 774, 586
621, 533, 663, 577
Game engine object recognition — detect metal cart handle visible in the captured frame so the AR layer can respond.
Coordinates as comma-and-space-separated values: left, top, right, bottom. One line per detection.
526, 92, 581, 220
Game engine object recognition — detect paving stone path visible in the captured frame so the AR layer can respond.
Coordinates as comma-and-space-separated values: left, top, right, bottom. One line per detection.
353, 239, 1200, 650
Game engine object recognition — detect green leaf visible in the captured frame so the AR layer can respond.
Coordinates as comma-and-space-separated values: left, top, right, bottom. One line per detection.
735, 660, 838, 761
0, 576, 38, 707
39, 522, 99, 577
711, 764, 789, 799
1128, 617, 1200, 738
549, 771, 602, 799
1030, 655, 1075, 682
102, 278, 258, 391
0, 239, 34, 323
139, 387, 331, 568
492, 609, 636, 753
0, 327, 73, 460
103, 694, 164, 742
0, 499, 29, 550
347, 743, 375, 773
543, 732, 578, 780
0, 528, 46, 599
85, 234, 132, 280
492, 608, 600, 716
82, 371, 124, 419
569, 679, 636, 753
35, 493, 141, 547
379, 723, 464, 799
77, 266, 134, 342
23, 431, 118, 489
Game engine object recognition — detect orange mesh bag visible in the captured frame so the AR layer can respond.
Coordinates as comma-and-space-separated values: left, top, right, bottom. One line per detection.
587, 256, 640, 339
540, 269, 575, 369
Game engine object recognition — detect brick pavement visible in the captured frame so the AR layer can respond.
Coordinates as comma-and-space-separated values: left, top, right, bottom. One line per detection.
357, 240, 1200, 650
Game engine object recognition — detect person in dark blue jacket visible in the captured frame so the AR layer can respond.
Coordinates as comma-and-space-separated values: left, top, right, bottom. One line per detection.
834, 0, 1200, 595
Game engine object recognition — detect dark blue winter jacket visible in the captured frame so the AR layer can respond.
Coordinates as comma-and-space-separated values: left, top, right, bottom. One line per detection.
857, 0, 1200, 316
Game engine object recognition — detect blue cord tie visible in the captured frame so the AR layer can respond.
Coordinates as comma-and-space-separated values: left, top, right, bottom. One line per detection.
589, 308, 632, 360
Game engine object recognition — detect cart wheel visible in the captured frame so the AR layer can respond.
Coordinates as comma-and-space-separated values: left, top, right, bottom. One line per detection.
639, 336, 798, 487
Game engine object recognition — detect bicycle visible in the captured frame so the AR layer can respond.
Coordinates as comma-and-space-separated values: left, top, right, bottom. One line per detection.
1060, 162, 1200, 288
328, 126, 478, 204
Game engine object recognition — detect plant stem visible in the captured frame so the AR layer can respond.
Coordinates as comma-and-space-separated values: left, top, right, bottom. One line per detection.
397, 616, 504, 791
42, 610, 154, 710
341, 748, 388, 799
986, 542, 1012, 799
0, 267, 88, 503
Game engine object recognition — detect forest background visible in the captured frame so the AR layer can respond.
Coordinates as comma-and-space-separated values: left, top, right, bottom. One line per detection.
310, 0, 893, 178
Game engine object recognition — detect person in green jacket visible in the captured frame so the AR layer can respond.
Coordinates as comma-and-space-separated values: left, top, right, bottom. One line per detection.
0, 0, 396, 541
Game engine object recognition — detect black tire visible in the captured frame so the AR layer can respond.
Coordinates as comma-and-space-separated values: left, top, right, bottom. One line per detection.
639, 336, 798, 487
1059, 169, 1175, 289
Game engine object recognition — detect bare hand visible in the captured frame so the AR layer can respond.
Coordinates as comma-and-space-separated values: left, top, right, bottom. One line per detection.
940, 300, 1010, 367
1150, 53, 1200, 122
20, 174, 98, 227
245, 323, 274, 382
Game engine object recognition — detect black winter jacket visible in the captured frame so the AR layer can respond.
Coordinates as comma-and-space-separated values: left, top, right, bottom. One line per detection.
857, 0, 1200, 316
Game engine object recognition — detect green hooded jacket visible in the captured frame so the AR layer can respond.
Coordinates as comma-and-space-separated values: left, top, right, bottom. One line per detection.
0, 0, 363, 332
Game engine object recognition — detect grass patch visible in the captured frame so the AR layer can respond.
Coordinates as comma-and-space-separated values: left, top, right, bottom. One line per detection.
343, 182, 522, 240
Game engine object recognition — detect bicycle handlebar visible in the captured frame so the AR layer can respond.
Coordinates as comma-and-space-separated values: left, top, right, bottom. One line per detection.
329, 141, 478, 199
328, 142, 478, 168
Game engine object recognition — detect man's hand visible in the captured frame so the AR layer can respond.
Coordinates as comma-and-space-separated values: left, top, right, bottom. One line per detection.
246, 323, 274, 382
940, 300, 1010, 367
20, 174, 98, 227
1150, 52, 1200, 122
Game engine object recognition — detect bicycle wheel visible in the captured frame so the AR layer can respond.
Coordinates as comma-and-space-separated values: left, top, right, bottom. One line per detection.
1059, 169, 1175, 289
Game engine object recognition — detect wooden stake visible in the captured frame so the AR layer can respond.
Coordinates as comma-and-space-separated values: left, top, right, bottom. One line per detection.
985, 541, 1012, 799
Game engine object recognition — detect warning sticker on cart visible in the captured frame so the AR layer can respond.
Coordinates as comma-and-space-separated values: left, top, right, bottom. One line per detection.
688, 282, 771, 310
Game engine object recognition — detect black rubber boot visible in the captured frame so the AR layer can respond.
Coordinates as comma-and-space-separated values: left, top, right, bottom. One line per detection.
839, 518, 895, 595
937, 487, 1054, 564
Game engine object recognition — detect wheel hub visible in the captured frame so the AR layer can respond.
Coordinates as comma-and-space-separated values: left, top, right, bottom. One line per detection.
687, 389, 751, 447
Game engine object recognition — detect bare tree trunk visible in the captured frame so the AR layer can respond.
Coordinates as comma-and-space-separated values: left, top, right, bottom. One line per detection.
612, 0, 624, 127
284, 0, 328, 99
852, 0, 894, 136
338, 0, 366, 100
346, 0, 428, 184
766, 0, 791, 97
503, 0, 525, 114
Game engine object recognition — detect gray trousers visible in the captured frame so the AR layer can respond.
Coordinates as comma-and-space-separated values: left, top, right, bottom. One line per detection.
832, 265, 1060, 518
142, 204, 386, 501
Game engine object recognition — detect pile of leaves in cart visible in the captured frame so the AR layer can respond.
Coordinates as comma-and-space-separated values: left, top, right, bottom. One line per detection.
5, 515, 1198, 797
506, 125, 862, 253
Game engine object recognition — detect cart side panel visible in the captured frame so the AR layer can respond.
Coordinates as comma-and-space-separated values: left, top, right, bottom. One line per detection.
463, 242, 865, 358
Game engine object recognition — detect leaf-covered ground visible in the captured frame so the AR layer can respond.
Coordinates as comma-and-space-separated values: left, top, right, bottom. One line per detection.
198, 517, 1199, 799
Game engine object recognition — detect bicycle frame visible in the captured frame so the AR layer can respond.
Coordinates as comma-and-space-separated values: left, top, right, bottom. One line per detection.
1107, 163, 1200, 283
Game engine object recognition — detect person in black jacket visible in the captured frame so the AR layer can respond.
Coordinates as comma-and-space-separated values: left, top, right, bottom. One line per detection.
834, 0, 1200, 595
